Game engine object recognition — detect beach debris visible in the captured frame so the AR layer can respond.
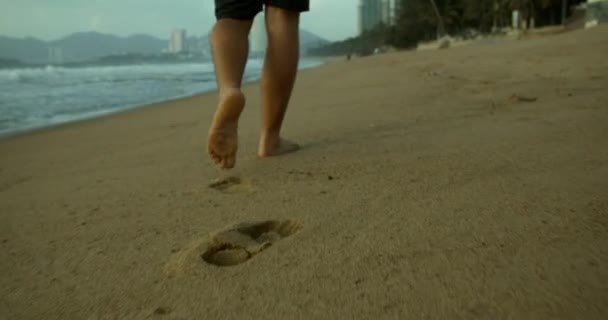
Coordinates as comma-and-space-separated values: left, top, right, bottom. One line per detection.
509, 94, 538, 103
209, 176, 241, 190
328, 175, 334, 181
438, 37, 451, 49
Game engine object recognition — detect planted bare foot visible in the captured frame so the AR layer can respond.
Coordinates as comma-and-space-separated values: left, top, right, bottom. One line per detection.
258, 134, 300, 158
208, 89, 245, 169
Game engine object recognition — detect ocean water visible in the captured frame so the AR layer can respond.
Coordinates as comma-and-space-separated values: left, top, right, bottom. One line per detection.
0, 59, 322, 137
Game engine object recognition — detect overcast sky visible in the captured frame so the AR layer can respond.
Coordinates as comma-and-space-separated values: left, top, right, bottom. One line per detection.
0, 0, 358, 41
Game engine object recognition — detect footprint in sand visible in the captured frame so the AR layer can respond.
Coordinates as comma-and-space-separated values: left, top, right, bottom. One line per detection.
202, 220, 302, 266
208, 176, 252, 193
164, 220, 302, 276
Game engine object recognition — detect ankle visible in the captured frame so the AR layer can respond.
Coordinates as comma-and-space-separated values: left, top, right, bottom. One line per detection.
211, 89, 245, 129
260, 130, 280, 142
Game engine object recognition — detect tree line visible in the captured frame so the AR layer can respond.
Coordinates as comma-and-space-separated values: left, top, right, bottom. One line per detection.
309, 0, 584, 56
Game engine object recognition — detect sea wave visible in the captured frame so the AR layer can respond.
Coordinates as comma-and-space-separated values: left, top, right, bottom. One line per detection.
0, 63, 217, 85
0, 59, 323, 137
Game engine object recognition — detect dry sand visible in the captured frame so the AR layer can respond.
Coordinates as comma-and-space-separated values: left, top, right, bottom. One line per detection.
1, 26, 607, 320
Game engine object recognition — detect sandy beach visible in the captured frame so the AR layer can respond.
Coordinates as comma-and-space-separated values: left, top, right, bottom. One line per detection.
1, 26, 607, 319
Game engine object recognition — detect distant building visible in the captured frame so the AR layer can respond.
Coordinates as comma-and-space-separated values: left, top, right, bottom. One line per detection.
169, 29, 187, 53
358, 0, 399, 34
381, 0, 391, 25
391, 0, 402, 25
250, 14, 267, 56
48, 47, 63, 64
587, 0, 608, 26
359, 0, 383, 34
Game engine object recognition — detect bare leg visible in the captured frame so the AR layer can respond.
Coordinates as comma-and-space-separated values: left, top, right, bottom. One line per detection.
258, 6, 301, 157
208, 19, 253, 169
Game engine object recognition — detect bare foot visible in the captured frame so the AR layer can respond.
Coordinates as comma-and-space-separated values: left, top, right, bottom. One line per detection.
258, 135, 300, 158
208, 90, 245, 169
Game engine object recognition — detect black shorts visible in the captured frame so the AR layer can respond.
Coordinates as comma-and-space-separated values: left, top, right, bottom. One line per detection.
215, 0, 309, 20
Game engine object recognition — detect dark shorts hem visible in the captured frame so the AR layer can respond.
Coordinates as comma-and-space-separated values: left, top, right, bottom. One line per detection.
267, 0, 309, 12
215, 0, 309, 20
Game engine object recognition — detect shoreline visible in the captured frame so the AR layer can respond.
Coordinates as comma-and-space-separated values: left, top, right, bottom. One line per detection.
0, 90, 213, 141
0, 59, 325, 141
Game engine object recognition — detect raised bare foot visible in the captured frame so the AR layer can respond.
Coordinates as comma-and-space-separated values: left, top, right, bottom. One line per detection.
208, 89, 245, 169
258, 135, 300, 158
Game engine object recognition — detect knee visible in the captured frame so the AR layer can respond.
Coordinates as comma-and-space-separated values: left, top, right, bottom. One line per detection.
265, 8, 299, 35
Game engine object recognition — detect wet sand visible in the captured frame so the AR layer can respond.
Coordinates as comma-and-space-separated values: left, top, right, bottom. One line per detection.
1, 26, 607, 319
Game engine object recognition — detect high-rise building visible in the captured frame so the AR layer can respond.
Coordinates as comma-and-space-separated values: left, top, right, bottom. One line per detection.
358, 0, 399, 34
359, 0, 382, 34
391, 0, 402, 25
381, 0, 391, 25
169, 29, 187, 53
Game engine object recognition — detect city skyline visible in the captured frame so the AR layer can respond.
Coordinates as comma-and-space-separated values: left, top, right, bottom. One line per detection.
0, 0, 358, 42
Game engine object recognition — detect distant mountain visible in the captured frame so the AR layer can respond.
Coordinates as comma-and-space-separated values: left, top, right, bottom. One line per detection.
0, 32, 167, 64
300, 30, 330, 53
0, 29, 328, 64
0, 36, 48, 64
50, 32, 167, 62
186, 35, 211, 56
0, 57, 25, 69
